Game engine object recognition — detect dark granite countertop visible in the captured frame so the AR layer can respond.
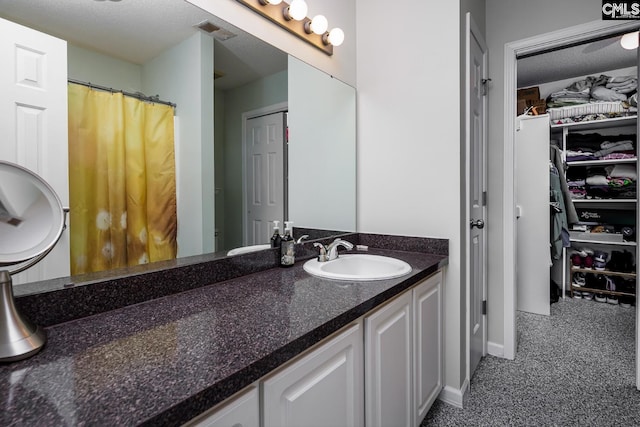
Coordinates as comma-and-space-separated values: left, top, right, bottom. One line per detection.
1, 237, 447, 426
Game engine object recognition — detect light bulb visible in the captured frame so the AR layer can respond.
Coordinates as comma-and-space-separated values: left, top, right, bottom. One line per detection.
326, 28, 344, 46
285, 0, 307, 21
621, 31, 639, 50
308, 15, 328, 35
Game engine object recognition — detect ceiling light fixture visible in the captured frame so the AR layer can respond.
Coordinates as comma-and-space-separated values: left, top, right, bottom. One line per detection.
323, 28, 344, 47
620, 31, 639, 50
236, 0, 344, 56
284, 0, 308, 21
305, 15, 328, 35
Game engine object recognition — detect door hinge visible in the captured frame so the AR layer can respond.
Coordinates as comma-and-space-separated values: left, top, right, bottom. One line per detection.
482, 191, 487, 206
482, 300, 487, 315
481, 78, 492, 96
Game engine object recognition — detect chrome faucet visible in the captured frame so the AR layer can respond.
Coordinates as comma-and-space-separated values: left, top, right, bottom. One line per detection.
296, 234, 310, 244
313, 242, 329, 262
326, 238, 354, 261
313, 238, 354, 262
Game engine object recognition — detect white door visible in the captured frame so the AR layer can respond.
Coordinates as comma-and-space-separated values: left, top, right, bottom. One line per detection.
244, 112, 285, 246
636, 45, 640, 391
515, 115, 550, 316
413, 272, 443, 425
365, 292, 412, 427
467, 13, 487, 378
262, 322, 364, 427
0, 17, 69, 284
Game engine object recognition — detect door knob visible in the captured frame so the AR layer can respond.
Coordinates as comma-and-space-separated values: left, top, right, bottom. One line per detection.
470, 219, 485, 229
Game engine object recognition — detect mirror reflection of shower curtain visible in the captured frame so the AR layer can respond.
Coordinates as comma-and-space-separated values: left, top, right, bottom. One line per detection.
67, 83, 177, 275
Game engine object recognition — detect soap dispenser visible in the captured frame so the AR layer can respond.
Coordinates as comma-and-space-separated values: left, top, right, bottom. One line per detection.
270, 221, 282, 248
280, 221, 295, 267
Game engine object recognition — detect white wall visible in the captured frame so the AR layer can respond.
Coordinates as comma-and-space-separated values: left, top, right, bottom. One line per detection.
356, 0, 465, 395
67, 44, 142, 91
288, 56, 356, 231
187, 0, 355, 86
142, 32, 215, 258
485, 0, 605, 350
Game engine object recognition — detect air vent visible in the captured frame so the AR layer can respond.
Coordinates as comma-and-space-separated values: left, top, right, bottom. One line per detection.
195, 21, 237, 41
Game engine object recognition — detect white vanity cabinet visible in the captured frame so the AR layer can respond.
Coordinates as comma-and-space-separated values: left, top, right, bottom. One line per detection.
365, 291, 413, 427
262, 322, 364, 427
185, 385, 259, 427
364, 271, 444, 427
412, 271, 443, 424
185, 270, 444, 427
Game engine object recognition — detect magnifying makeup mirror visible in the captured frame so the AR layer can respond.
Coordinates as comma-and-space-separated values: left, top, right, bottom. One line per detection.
0, 161, 67, 362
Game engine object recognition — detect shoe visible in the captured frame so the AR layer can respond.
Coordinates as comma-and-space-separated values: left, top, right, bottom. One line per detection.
583, 255, 594, 269
621, 250, 635, 273
573, 292, 583, 299
586, 274, 605, 290
620, 297, 633, 308
571, 253, 583, 268
606, 251, 623, 271
582, 291, 594, 301
590, 274, 608, 302
594, 251, 608, 271
605, 277, 619, 305
572, 272, 586, 287
617, 278, 636, 308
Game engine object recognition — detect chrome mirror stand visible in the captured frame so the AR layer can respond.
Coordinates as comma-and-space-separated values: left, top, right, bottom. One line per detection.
0, 270, 45, 362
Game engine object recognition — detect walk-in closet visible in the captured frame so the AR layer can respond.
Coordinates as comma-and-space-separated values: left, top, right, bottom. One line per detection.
515, 32, 638, 314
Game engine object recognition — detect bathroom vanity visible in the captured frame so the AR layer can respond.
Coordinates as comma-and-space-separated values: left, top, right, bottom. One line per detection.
0, 233, 447, 426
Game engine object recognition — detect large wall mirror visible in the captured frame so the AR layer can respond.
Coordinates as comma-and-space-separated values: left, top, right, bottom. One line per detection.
0, 0, 356, 291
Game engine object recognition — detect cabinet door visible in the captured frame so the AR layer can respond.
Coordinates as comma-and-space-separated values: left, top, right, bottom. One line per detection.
365, 292, 412, 427
262, 322, 364, 427
413, 272, 443, 426
187, 386, 259, 427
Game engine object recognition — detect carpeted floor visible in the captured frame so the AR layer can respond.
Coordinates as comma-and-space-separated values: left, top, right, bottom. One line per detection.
422, 298, 640, 426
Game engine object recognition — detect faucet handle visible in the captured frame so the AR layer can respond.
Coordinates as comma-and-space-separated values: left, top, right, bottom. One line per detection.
313, 242, 329, 262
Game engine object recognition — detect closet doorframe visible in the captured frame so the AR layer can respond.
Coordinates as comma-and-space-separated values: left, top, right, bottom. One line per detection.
502, 20, 640, 377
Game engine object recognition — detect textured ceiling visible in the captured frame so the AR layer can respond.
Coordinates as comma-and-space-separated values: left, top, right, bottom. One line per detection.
518, 32, 639, 88
0, 0, 287, 90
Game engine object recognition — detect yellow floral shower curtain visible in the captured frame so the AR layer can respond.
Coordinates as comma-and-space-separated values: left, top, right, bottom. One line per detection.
68, 83, 177, 275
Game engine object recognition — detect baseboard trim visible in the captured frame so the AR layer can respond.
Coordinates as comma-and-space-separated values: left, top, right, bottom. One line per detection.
437, 378, 469, 409
487, 341, 504, 358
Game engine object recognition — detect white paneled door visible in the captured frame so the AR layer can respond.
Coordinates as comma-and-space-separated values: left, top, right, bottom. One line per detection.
515, 115, 551, 316
467, 13, 487, 378
0, 17, 69, 284
244, 112, 286, 246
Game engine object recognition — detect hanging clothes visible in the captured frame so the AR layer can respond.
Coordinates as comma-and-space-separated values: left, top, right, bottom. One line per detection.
549, 144, 578, 225
549, 161, 569, 260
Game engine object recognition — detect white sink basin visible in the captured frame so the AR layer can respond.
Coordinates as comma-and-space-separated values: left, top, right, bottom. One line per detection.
227, 244, 271, 256
303, 254, 412, 281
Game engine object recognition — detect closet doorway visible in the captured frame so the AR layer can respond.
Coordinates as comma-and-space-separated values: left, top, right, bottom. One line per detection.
242, 104, 288, 247
503, 20, 640, 389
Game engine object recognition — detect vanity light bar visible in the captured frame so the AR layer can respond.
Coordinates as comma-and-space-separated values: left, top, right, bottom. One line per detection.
236, 0, 336, 56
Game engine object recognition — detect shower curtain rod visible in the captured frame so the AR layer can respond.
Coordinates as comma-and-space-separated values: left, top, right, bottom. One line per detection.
68, 78, 177, 108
